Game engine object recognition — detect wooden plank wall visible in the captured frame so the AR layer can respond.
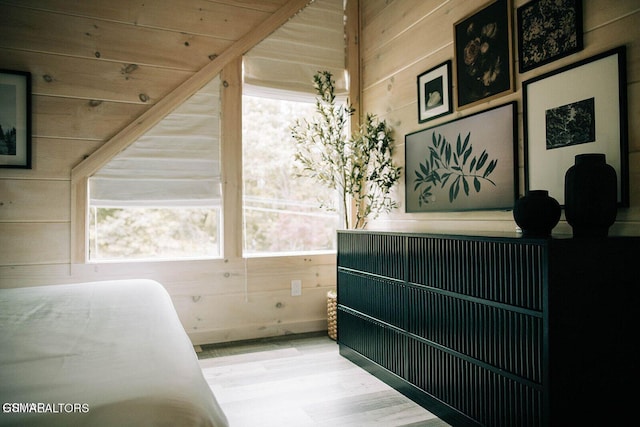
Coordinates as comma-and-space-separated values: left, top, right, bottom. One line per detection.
0, 0, 337, 345
2, 0, 638, 345
361, 0, 640, 235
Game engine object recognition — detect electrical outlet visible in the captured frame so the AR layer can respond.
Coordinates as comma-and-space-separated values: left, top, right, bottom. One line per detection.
291, 279, 302, 296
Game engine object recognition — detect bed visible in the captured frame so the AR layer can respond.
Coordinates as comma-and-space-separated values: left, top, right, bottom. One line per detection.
0, 279, 228, 427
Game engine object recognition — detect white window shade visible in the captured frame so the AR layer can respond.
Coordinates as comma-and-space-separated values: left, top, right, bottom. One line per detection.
89, 77, 221, 208
243, 0, 346, 94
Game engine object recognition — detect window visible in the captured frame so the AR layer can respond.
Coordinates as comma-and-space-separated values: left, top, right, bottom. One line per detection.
240, 0, 346, 256
89, 207, 220, 261
88, 79, 222, 261
242, 91, 340, 256
83, 0, 346, 261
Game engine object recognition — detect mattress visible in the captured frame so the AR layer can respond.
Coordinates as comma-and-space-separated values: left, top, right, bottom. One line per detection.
0, 279, 228, 427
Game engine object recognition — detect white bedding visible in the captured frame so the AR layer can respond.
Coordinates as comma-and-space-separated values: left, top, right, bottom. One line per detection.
0, 279, 228, 427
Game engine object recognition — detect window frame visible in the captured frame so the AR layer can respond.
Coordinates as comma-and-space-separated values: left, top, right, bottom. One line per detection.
70, 59, 245, 264
70, 0, 359, 265
87, 205, 224, 262
241, 85, 344, 257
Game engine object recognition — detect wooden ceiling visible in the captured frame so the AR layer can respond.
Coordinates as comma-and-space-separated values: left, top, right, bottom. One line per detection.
0, 0, 311, 170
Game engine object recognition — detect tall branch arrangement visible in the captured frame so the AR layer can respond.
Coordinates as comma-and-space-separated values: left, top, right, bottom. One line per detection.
291, 71, 402, 229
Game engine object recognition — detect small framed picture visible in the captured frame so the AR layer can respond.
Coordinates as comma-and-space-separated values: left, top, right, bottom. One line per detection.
517, 0, 583, 73
523, 46, 628, 206
454, 0, 513, 110
0, 69, 32, 169
417, 60, 453, 123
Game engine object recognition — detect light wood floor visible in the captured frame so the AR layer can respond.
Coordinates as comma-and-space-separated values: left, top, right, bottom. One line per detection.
197, 333, 451, 427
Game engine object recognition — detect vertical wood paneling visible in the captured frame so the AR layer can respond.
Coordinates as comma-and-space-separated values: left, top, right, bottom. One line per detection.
408, 236, 544, 310
337, 231, 405, 279
220, 58, 243, 259
338, 270, 404, 328
406, 339, 542, 427
406, 287, 542, 383
337, 309, 406, 378
337, 231, 550, 426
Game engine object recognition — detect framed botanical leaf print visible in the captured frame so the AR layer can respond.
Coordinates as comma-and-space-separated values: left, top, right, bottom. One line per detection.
406, 102, 517, 212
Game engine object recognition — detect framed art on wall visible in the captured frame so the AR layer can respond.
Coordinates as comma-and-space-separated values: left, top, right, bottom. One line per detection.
0, 69, 31, 169
517, 0, 583, 73
417, 60, 453, 123
406, 101, 517, 212
454, 0, 513, 110
523, 46, 628, 206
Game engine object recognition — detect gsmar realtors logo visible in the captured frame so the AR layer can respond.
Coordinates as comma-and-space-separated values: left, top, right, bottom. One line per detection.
2, 402, 89, 414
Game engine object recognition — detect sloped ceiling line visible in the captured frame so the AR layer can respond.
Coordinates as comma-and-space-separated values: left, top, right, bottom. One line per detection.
70, 0, 313, 183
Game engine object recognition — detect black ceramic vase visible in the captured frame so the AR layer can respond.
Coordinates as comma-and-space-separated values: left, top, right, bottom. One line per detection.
513, 190, 561, 236
564, 153, 617, 238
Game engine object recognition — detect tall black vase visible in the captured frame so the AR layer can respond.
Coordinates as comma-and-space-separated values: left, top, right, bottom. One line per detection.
564, 153, 617, 238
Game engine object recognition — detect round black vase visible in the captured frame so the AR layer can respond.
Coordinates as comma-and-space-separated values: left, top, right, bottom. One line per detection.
513, 190, 561, 236
564, 153, 617, 238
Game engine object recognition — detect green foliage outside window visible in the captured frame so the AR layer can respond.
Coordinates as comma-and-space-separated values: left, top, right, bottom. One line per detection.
89, 207, 219, 260
242, 95, 339, 254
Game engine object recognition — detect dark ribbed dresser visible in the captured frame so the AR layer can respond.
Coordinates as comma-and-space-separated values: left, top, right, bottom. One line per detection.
336, 230, 637, 427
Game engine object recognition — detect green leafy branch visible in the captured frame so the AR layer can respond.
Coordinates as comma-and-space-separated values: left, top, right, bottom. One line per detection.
291, 71, 401, 229
413, 131, 498, 206
350, 114, 402, 229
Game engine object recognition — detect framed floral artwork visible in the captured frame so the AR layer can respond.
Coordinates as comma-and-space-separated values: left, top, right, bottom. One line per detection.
417, 60, 453, 123
0, 69, 31, 168
406, 102, 517, 212
454, 0, 513, 110
522, 46, 628, 206
517, 0, 583, 73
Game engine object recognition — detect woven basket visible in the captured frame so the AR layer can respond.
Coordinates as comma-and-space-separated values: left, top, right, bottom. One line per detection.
327, 290, 337, 341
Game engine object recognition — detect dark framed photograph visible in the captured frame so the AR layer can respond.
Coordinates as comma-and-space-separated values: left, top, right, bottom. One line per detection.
517, 0, 583, 73
454, 0, 513, 110
417, 60, 453, 123
406, 101, 517, 212
523, 46, 628, 206
0, 70, 31, 168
